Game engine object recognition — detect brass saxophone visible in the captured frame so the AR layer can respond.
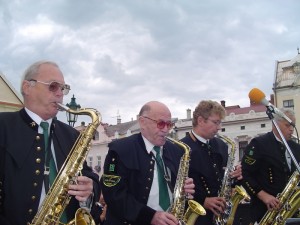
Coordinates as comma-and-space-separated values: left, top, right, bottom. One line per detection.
28, 103, 101, 225
214, 134, 250, 225
259, 171, 300, 225
166, 137, 206, 225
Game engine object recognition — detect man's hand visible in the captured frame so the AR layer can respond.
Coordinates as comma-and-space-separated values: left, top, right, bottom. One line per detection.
203, 197, 226, 216
184, 177, 195, 199
257, 190, 280, 210
68, 176, 93, 202
230, 164, 243, 180
151, 211, 178, 225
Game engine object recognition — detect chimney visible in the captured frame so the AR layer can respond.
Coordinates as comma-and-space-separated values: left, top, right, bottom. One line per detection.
117, 115, 121, 124
220, 100, 225, 107
187, 108, 191, 119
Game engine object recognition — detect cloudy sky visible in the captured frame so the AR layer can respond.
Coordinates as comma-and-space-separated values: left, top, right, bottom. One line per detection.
1, 0, 299, 125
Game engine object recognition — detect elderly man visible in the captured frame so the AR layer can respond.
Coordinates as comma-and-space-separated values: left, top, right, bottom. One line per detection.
0, 60, 100, 225
101, 101, 195, 225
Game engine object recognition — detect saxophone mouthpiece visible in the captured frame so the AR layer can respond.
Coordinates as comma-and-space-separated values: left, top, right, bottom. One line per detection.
56, 102, 69, 112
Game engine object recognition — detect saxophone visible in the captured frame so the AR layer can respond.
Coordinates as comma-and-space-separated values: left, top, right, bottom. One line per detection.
166, 137, 206, 225
28, 103, 101, 225
259, 171, 300, 225
214, 134, 250, 225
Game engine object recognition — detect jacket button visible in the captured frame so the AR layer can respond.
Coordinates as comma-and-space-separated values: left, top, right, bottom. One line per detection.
33, 182, 38, 187
36, 147, 42, 152
36, 136, 41, 141
32, 196, 36, 201
28, 209, 33, 214
35, 170, 41, 175
36, 158, 41, 163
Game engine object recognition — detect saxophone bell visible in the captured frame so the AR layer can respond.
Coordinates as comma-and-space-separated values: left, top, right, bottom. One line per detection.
214, 134, 250, 225
166, 137, 206, 225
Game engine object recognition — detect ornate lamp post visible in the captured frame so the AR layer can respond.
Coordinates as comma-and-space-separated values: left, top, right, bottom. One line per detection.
66, 94, 81, 127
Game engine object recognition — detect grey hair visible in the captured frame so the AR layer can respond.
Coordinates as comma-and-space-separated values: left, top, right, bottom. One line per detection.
273, 107, 295, 122
20, 60, 59, 95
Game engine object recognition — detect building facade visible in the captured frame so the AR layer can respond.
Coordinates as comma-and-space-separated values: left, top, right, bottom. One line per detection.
273, 51, 300, 129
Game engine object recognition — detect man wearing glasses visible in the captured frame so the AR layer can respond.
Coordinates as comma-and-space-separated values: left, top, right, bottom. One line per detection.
101, 101, 195, 225
180, 100, 242, 225
0, 60, 100, 225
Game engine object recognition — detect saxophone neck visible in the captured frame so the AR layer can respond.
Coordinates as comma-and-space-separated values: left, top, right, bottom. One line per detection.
166, 137, 191, 153
57, 103, 101, 126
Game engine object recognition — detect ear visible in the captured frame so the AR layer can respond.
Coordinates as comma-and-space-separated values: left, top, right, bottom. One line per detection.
197, 116, 205, 125
138, 116, 145, 129
22, 80, 31, 96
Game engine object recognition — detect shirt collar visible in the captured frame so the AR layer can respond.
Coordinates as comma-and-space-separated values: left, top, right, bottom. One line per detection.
192, 129, 209, 144
25, 107, 53, 125
141, 134, 162, 154
273, 131, 283, 144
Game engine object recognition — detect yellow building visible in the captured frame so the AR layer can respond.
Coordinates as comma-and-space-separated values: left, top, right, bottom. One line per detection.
0, 73, 23, 112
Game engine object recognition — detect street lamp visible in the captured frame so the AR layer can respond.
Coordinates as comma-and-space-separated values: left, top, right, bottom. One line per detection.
66, 94, 81, 127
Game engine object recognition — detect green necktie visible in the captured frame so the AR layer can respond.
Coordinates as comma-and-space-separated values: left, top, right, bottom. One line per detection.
153, 146, 170, 211
40, 121, 67, 223
40, 121, 57, 186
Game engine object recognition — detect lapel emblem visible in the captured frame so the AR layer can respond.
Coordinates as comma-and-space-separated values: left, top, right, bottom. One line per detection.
30, 121, 36, 127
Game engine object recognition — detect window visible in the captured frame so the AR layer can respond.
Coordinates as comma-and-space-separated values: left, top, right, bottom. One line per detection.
97, 156, 101, 166
185, 132, 189, 137
261, 124, 266, 128
88, 156, 93, 168
221, 128, 225, 132
93, 131, 99, 141
283, 100, 294, 109
241, 126, 245, 130
239, 141, 248, 160
94, 156, 102, 173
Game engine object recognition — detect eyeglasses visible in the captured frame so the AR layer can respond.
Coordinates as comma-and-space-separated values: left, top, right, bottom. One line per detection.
142, 116, 174, 129
29, 79, 71, 95
207, 119, 222, 126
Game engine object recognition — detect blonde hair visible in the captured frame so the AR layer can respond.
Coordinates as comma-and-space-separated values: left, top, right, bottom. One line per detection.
192, 100, 225, 127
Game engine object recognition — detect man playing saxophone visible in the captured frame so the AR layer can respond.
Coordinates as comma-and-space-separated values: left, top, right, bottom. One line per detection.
101, 101, 195, 225
0, 61, 100, 225
180, 100, 243, 225
241, 108, 300, 224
